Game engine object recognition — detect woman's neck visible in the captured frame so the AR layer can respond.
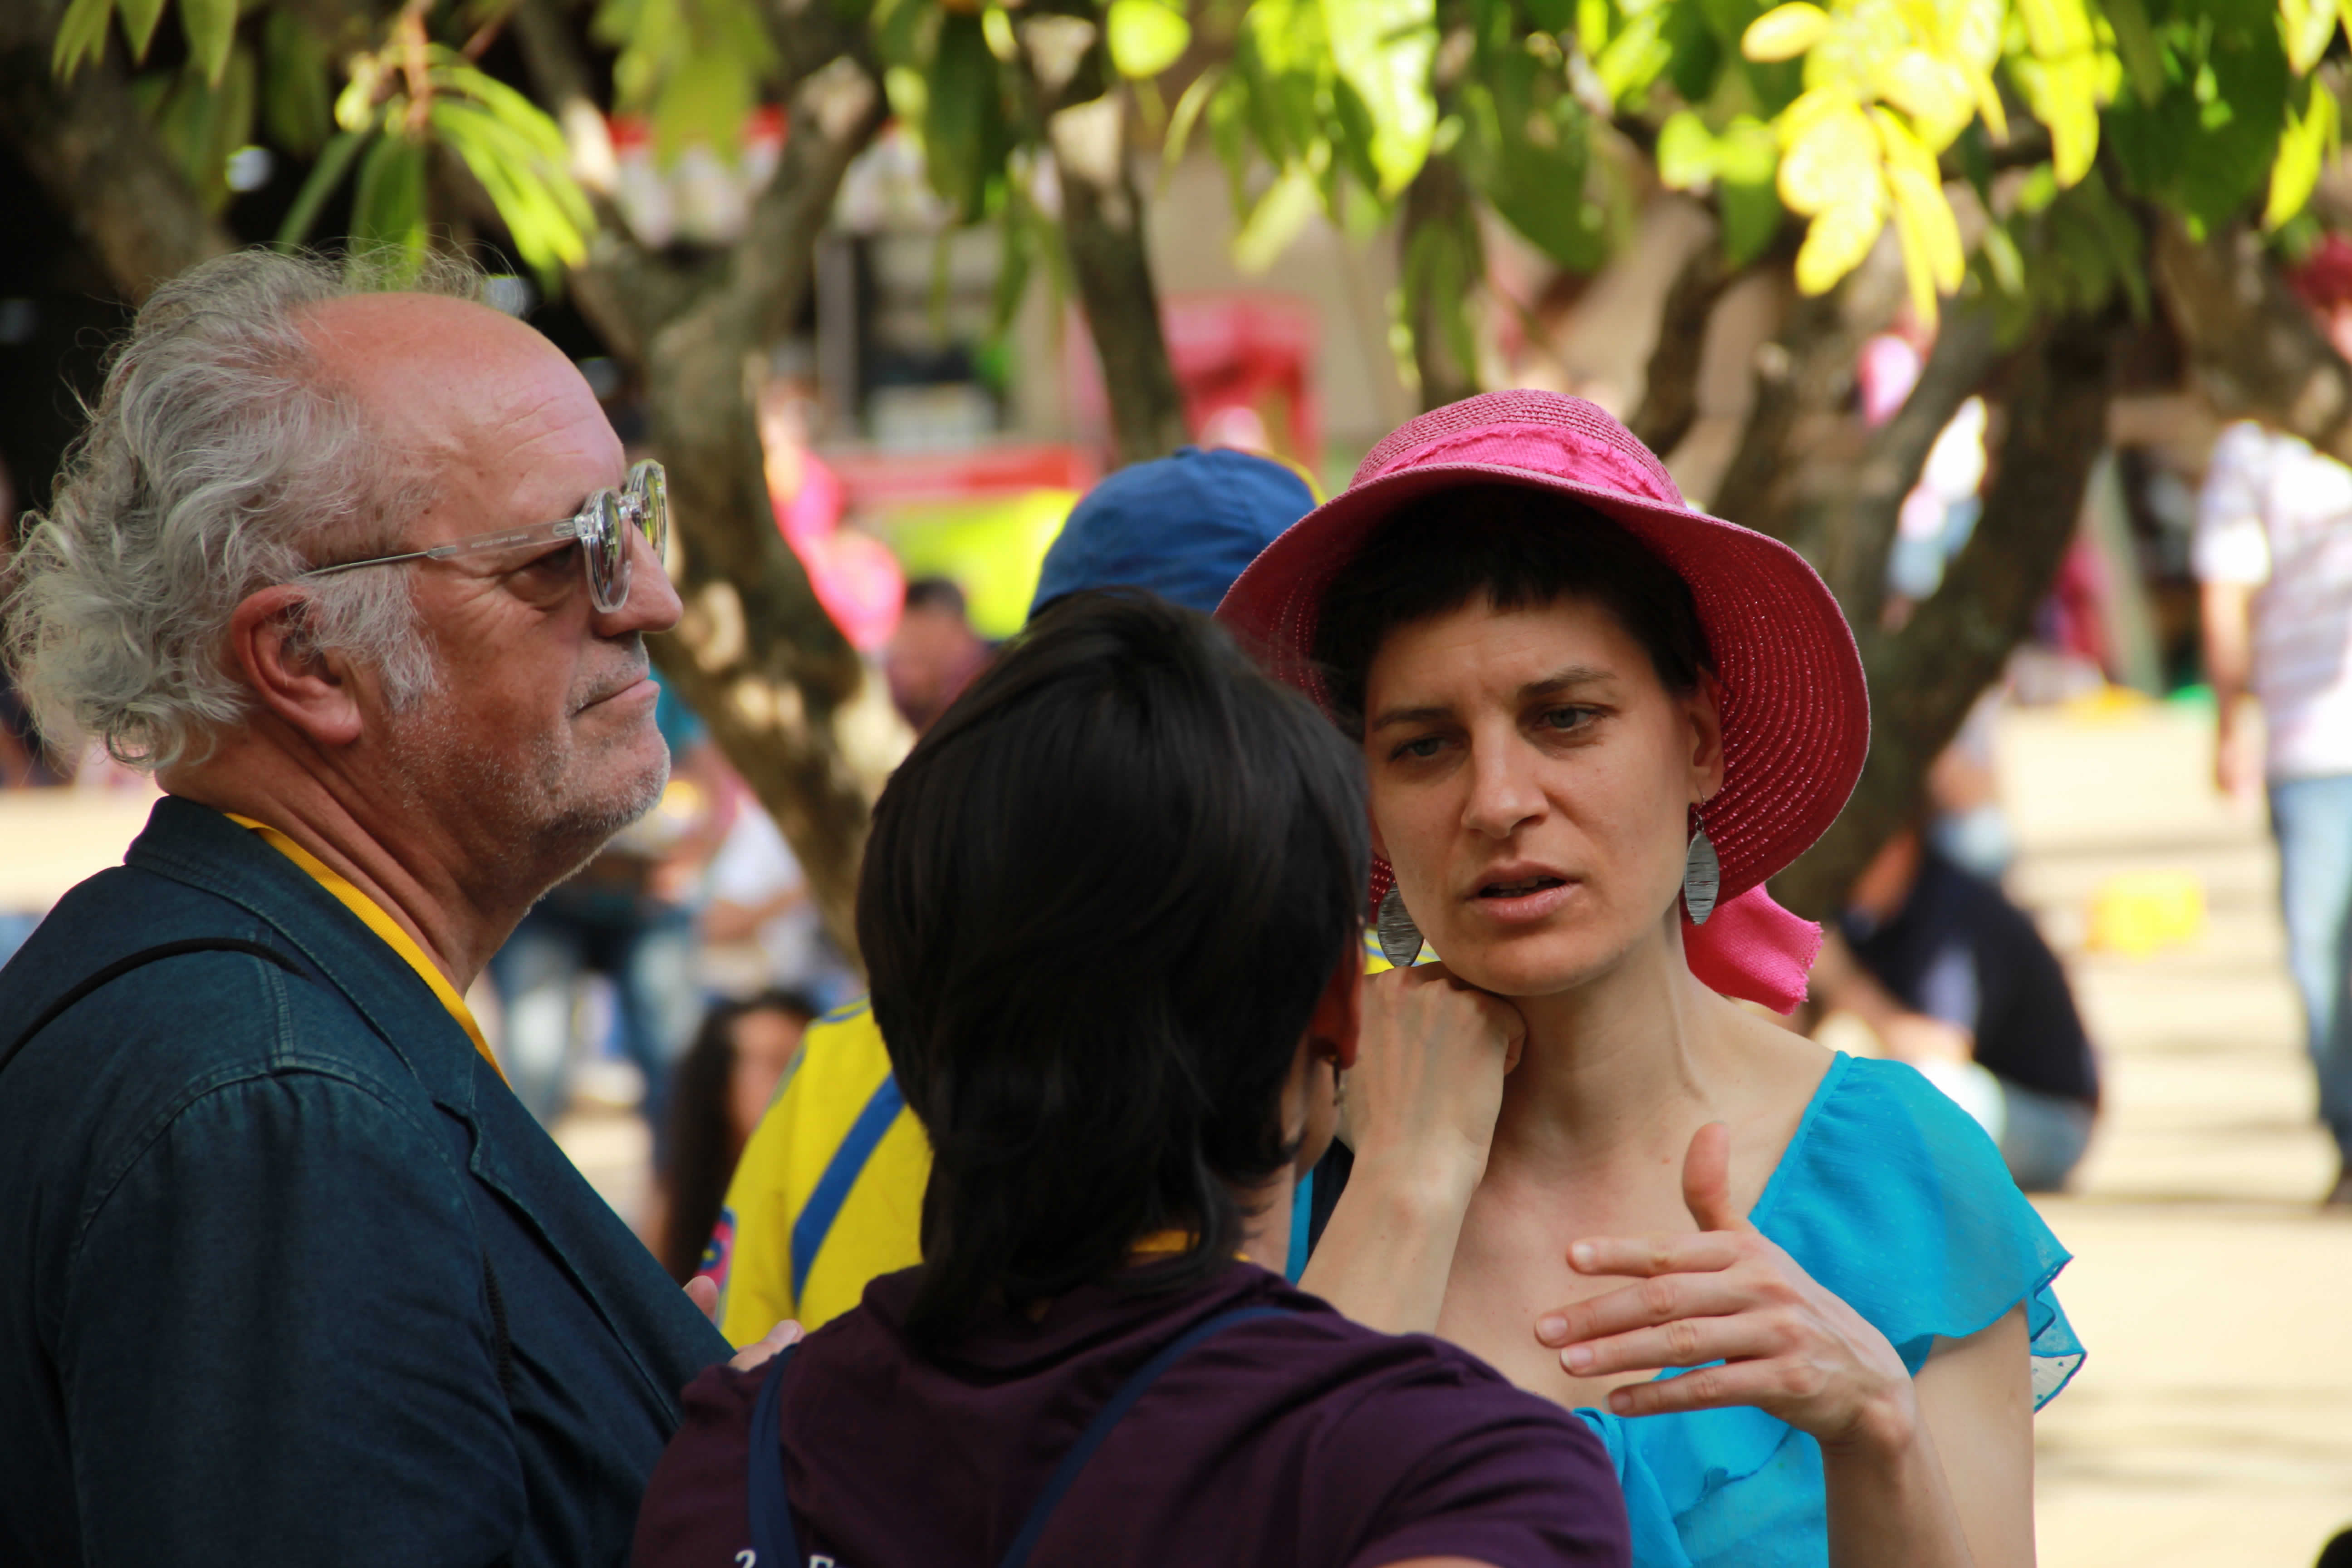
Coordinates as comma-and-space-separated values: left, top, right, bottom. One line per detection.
1486, 918, 1730, 1181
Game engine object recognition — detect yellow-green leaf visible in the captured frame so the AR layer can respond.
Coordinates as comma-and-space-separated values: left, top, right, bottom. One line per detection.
1107, 0, 1190, 80
1743, 2, 1830, 63
2015, 0, 2092, 59
181, 0, 235, 83
1887, 164, 1963, 290
1323, 0, 1437, 197
1795, 196, 1886, 294
2282, 0, 2339, 76
1875, 50, 1972, 147
51, 0, 113, 80
1233, 165, 1319, 273
1779, 99, 1880, 216
1657, 109, 1716, 190
2267, 78, 2340, 228
117, 0, 167, 63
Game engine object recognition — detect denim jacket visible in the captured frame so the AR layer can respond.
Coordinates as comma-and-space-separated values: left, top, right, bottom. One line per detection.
0, 797, 730, 1567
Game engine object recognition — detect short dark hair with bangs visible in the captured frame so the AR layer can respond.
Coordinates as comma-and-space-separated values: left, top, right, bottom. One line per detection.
1312, 483, 1714, 736
857, 589, 1369, 1350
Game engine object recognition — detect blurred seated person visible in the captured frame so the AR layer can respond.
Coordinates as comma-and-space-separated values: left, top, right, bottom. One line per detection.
699, 788, 854, 1009
631, 591, 1630, 1568
1813, 824, 2100, 1191
489, 673, 725, 1137
885, 576, 989, 733
704, 448, 1317, 1343
655, 990, 819, 1284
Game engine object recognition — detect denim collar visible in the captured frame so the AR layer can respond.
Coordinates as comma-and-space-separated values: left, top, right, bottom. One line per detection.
127, 794, 482, 1120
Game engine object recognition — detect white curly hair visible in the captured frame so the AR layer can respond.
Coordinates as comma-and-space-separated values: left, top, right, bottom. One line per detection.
0, 247, 489, 770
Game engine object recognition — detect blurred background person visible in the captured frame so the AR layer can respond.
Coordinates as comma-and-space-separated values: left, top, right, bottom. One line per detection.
655, 990, 819, 1285
2195, 234, 2352, 1207
488, 672, 728, 1141
696, 784, 856, 1011
1812, 821, 2102, 1193
885, 575, 990, 734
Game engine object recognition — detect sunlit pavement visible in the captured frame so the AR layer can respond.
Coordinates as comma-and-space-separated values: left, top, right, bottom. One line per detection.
5, 704, 2347, 1563
2000, 703, 2352, 1568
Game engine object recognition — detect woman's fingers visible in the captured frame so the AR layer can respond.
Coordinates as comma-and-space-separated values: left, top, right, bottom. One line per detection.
1558, 1309, 1788, 1378
1679, 1120, 1744, 1233
1600, 1357, 1807, 1418
1566, 1228, 1746, 1279
1535, 1270, 1752, 1348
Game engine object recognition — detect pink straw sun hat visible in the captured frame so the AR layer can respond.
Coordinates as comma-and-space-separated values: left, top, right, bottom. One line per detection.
1216, 391, 1869, 1005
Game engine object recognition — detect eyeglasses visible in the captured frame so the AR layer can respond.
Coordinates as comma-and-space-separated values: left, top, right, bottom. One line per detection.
301, 460, 669, 614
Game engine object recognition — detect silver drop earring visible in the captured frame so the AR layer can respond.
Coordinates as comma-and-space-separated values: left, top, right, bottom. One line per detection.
1683, 806, 1721, 926
1377, 885, 1424, 967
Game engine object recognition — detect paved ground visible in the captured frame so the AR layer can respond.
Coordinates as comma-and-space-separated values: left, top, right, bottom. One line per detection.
1999, 703, 2352, 1568
4, 701, 2345, 1562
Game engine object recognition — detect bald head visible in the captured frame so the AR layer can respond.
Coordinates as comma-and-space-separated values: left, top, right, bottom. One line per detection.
298, 294, 623, 557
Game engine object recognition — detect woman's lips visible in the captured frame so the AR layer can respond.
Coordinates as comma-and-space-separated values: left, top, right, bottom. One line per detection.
1465, 875, 1578, 924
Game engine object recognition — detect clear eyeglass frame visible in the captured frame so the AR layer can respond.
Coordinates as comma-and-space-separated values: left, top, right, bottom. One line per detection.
301, 459, 668, 614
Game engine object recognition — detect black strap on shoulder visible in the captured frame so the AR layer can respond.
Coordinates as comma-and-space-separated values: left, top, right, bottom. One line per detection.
746, 1341, 802, 1568
0, 938, 302, 1083
743, 1303, 1289, 1568
994, 1305, 1286, 1568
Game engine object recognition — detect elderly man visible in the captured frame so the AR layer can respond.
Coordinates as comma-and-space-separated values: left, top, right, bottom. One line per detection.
0, 250, 730, 1566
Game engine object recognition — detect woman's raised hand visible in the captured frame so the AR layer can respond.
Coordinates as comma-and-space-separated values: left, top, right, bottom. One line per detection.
1346, 961, 1528, 1197
1535, 1122, 1917, 1455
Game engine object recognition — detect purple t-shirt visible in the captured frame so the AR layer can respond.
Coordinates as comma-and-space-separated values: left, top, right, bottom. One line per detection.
634, 1261, 1628, 1568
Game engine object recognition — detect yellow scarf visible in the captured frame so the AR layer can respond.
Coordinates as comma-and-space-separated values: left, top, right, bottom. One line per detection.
225, 813, 506, 1084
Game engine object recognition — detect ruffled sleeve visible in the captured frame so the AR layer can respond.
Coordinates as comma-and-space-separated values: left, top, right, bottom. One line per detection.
1752, 1053, 2085, 1406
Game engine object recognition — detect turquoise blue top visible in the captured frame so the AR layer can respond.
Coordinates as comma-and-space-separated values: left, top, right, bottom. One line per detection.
1572, 1053, 2083, 1568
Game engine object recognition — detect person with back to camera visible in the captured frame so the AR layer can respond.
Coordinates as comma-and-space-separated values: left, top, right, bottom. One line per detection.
1216, 391, 2083, 1568
631, 590, 1632, 1568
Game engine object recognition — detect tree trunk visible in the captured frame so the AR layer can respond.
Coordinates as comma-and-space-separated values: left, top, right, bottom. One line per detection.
1771, 307, 2116, 918
1627, 235, 1731, 459
2152, 212, 2352, 463
570, 54, 897, 967
1016, 5, 1186, 467
0, 0, 232, 300
1399, 151, 1483, 412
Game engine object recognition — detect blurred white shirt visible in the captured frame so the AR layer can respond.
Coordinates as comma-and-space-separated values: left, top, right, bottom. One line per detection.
2195, 420, 2352, 779
704, 806, 824, 990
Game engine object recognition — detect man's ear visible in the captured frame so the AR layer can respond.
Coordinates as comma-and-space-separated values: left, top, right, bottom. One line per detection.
1304, 942, 1363, 1070
1687, 669, 1727, 803
228, 586, 365, 748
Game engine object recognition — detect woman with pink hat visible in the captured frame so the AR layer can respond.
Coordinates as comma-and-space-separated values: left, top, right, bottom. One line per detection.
1219, 392, 2080, 1567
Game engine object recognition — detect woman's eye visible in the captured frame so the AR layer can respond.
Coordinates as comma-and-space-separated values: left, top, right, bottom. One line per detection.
1394, 735, 1447, 761
1540, 706, 1596, 732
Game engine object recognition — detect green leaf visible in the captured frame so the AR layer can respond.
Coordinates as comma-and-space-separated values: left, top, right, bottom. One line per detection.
1232, 165, 1319, 272
923, 11, 1006, 220
117, 0, 167, 64
261, 12, 332, 155
1718, 176, 1784, 266
1107, 0, 1190, 79
650, 51, 755, 167
1322, 0, 1437, 197
146, 46, 255, 212
434, 99, 592, 285
274, 128, 367, 249
2101, 0, 2165, 108
181, 0, 236, 85
1657, 109, 1718, 190
1161, 63, 1222, 181
351, 132, 430, 277
51, 0, 114, 82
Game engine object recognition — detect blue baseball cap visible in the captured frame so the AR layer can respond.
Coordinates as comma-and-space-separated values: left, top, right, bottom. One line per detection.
1027, 446, 1316, 622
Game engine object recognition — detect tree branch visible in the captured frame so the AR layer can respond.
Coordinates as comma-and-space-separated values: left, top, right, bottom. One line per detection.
1818, 299, 2001, 626
1017, 4, 1186, 466
1772, 306, 2116, 918
0, 2, 232, 301
1626, 235, 1731, 458
2152, 211, 2352, 464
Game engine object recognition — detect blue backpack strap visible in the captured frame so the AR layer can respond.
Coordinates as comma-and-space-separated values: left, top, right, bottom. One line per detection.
746, 1343, 803, 1567
789, 1073, 906, 1303
995, 1304, 1289, 1568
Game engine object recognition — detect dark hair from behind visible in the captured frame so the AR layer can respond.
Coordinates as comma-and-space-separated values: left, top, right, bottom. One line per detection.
1311, 483, 1714, 736
858, 588, 1369, 1349
902, 576, 969, 617
658, 988, 820, 1284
